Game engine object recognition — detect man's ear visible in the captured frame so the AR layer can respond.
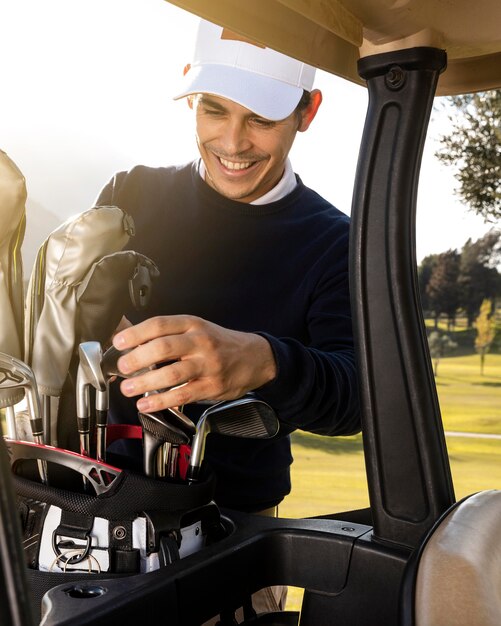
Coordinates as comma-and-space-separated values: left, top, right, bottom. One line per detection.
298, 89, 323, 132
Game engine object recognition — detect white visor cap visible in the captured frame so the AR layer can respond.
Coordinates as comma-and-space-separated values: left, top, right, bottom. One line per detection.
173, 19, 316, 121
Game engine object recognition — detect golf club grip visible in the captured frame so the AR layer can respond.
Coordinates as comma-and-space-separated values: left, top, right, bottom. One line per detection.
5, 439, 122, 495
186, 464, 200, 484
96, 425, 106, 462
30, 417, 44, 440
79, 432, 90, 457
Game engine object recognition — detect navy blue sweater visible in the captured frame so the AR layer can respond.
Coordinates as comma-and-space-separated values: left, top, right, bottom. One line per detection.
96, 161, 360, 511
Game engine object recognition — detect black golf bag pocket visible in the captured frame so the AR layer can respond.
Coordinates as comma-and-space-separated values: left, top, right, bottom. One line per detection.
12, 457, 221, 573
7, 438, 225, 619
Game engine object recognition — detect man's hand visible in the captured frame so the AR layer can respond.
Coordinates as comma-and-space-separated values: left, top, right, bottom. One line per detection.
112, 315, 277, 412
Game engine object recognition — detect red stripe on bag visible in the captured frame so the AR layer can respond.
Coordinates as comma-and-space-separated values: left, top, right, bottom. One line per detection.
106, 424, 143, 446
178, 444, 192, 480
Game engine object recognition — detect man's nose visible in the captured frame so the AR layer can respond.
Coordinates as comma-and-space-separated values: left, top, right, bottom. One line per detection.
220, 118, 252, 154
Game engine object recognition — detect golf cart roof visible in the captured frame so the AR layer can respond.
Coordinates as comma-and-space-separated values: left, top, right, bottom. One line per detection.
167, 0, 501, 95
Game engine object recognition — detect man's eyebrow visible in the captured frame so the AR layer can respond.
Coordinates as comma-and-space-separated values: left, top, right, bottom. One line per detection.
198, 95, 227, 111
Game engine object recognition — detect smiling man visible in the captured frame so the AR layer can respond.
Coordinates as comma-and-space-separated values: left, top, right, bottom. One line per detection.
95, 18, 360, 616
192, 91, 320, 202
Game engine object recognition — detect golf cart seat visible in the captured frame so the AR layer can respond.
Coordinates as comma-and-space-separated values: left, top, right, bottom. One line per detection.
401, 490, 501, 626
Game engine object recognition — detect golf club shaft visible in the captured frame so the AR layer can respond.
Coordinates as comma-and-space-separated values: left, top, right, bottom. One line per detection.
155, 442, 171, 478
42, 394, 51, 446
77, 381, 91, 457
4, 406, 17, 439
168, 445, 179, 479
96, 414, 107, 462
186, 426, 206, 483
96, 387, 109, 462
24, 387, 48, 484
143, 430, 165, 477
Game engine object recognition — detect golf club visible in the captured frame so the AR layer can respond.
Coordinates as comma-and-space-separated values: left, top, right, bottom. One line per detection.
186, 397, 280, 484
95, 386, 108, 462
100, 344, 154, 462
0, 352, 48, 483
137, 411, 189, 478
76, 342, 106, 459
101, 344, 151, 378
0, 352, 44, 445
4, 406, 17, 439
102, 344, 197, 435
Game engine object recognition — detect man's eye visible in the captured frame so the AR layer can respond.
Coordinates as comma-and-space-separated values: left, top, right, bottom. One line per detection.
204, 108, 224, 116
251, 117, 275, 128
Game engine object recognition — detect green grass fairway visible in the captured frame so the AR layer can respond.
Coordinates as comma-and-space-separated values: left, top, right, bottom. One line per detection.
436, 354, 501, 434
281, 432, 368, 519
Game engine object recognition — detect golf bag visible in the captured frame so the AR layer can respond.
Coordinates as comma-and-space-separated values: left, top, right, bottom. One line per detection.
5, 203, 227, 621
7, 438, 224, 621
0, 149, 27, 411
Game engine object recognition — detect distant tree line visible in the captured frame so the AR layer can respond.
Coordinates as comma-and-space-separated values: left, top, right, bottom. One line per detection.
423, 90, 500, 372
418, 229, 501, 328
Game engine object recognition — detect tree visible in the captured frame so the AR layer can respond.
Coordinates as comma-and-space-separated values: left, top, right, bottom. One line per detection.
474, 299, 497, 375
418, 254, 438, 312
426, 250, 461, 329
428, 331, 458, 376
458, 229, 501, 327
435, 90, 501, 221
418, 231, 501, 327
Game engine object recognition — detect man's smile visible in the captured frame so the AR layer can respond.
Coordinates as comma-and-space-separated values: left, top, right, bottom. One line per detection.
218, 157, 254, 171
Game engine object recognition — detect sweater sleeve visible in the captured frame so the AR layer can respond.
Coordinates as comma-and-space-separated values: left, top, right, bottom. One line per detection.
255, 228, 360, 437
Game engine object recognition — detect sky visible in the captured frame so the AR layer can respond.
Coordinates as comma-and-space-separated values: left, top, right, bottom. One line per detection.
0, 0, 493, 270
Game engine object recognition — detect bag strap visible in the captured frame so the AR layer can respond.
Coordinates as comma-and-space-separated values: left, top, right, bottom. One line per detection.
12, 467, 217, 520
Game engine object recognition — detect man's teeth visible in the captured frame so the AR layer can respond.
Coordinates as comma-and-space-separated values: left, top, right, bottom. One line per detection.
219, 157, 252, 170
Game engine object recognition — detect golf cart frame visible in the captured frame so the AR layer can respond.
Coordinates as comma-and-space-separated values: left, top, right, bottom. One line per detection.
1, 1, 500, 625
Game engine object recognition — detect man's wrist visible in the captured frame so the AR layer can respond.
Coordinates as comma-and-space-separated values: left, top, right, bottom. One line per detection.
251, 333, 278, 387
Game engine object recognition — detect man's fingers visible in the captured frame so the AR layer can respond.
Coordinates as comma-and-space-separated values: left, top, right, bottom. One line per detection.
136, 379, 213, 413
119, 360, 198, 398
113, 315, 195, 351
117, 334, 194, 375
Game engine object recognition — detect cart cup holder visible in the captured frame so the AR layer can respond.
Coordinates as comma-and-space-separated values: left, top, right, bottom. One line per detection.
64, 584, 107, 599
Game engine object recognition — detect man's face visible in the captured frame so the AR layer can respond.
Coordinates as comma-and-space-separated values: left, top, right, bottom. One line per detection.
193, 94, 301, 203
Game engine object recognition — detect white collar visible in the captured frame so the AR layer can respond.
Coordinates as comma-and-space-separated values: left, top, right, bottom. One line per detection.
198, 158, 297, 204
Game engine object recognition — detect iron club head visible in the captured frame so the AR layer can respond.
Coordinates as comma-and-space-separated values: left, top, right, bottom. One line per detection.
76, 342, 105, 458
186, 397, 280, 483
101, 344, 152, 379
0, 352, 43, 442
0, 352, 48, 483
138, 411, 190, 478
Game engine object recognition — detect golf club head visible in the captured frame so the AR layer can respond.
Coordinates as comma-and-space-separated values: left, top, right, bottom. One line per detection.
0, 352, 43, 440
166, 406, 196, 436
76, 341, 105, 422
0, 352, 48, 483
102, 348, 192, 432
101, 344, 151, 379
144, 389, 196, 437
201, 397, 280, 439
78, 342, 106, 391
76, 342, 105, 459
138, 411, 190, 477
187, 397, 280, 483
